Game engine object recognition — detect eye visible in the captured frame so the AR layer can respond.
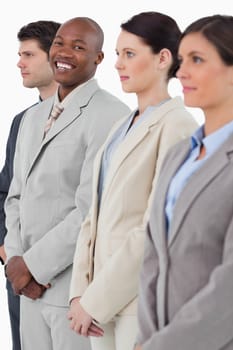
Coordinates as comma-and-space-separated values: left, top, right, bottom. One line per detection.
177, 56, 183, 65
74, 45, 84, 51
25, 52, 33, 57
126, 50, 135, 58
52, 40, 63, 47
192, 55, 203, 64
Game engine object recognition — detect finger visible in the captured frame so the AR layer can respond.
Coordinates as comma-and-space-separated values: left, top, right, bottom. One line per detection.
80, 324, 89, 337
67, 311, 72, 320
88, 323, 104, 336
87, 328, 104, 337
69, 318, 82, 335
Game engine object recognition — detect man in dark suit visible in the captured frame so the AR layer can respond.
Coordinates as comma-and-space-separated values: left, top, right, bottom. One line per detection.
0, 20, 60, 350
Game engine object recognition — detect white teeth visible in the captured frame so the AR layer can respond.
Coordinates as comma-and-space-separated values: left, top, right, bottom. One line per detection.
56, 62, 72, 70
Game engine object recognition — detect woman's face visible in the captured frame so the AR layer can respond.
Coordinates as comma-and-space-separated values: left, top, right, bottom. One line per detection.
176, 32, 233, 112
115, 30, 162, 94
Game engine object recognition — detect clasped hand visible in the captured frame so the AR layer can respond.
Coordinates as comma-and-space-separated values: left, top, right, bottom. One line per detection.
6, 256, 49, 299
68, 297, 104, 338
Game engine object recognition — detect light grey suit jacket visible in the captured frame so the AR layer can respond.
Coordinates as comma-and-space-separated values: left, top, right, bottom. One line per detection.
137, 133, 233, 350
4, 79, 130, 306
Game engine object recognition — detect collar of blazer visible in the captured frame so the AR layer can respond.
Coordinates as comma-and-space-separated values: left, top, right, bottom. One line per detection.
93, 96, 186, 208
151, 134, 233, 248
24, 79, 100, 180
42, 79, 100, 143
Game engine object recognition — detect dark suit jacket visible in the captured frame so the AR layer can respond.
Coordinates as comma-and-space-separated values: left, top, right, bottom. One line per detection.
0, 104, 37, 246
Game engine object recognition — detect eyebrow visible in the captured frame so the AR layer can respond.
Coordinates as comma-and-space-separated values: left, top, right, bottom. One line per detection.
115, 47, 135, 52
18, 50, 34, 55
186, 50, 204, 56
178, 50, 205, 58
54, 35, 86, 45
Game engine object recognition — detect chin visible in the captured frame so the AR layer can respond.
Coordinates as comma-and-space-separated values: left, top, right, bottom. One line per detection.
121, 86, 133, 93
183, 97, 199, 108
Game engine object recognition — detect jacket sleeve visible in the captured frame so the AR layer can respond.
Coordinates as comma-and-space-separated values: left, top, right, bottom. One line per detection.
69, 212, 92, 300
0, 113, 24, 246
136, 222, 159, 346
4, 113, 27, 258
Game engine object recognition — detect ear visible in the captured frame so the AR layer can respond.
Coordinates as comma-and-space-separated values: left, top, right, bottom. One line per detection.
158, 48, 172, 70
95, 51, 104, 65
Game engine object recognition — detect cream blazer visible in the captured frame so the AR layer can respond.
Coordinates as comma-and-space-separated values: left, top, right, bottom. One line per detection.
69, 97, 198, 322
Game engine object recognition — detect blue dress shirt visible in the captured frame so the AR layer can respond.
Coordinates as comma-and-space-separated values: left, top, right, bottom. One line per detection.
165, 120, 233, 234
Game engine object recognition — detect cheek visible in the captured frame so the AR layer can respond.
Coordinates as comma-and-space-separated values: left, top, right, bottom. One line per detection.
49, 48, 56, 61
138, 60, 153, 73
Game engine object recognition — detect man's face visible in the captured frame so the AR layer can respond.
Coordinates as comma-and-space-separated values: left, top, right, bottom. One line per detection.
17, 39, 54, 89
49, 18, 103, 97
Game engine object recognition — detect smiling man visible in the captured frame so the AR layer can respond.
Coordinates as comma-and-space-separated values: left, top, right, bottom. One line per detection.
4, 17, 130, 350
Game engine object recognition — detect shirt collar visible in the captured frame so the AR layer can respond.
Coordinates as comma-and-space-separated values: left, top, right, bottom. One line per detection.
54, 78, 95, 108
191, 120, 233, 155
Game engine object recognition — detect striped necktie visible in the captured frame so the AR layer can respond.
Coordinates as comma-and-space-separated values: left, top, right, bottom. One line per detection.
44, 104, 64, 136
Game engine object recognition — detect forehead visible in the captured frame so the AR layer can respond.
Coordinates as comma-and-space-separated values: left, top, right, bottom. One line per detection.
56, 19, 96, 42
179, 32, 218, 56
19, 39, 42, 52
116, 30, 148, 49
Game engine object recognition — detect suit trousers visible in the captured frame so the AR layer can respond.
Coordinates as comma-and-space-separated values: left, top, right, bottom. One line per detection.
7, 280, 21, 350
90, 315, 138, 350
20, 296, 91, 350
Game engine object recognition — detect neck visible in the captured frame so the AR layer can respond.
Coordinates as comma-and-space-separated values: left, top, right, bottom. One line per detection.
137, 93, 171, 116
203, 102, 233, 136
136, 78, 170, 115
38, 81, 59, 100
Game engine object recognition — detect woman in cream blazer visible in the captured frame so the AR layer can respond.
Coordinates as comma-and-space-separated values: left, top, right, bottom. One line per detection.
68, 12, 198, 350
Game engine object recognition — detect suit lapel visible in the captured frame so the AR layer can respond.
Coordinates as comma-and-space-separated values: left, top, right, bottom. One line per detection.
41, 102, 82, 143
105, 120, 152, 179
25, 98, 54, 167
168, 137, 233, 246
25, 80, 99, 180
100, 104, 175, 204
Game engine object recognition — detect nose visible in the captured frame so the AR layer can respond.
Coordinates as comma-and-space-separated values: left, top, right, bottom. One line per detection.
114, 55, 123, 70
53, 45, 74, 58
176, 65, 182, 79
17, 57, 25, 69
176, 62, 189, 80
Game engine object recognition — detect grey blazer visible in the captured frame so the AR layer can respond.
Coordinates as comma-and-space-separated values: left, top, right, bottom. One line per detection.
4, 79, 130, 306
137, 133, 233, 350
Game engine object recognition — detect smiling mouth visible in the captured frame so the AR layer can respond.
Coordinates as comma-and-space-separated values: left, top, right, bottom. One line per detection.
56, 62, 73, 70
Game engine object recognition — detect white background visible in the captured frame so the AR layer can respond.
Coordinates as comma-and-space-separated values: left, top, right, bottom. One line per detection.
0, 0, 232, 348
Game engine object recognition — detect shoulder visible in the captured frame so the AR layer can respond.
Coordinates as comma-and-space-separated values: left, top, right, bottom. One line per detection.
8, 102, 38, 138
83, 88, 131, 129
163, 97, 193, 118
162, 137, 190, 169
160, 97, 198, 130
91, 88, 130, 113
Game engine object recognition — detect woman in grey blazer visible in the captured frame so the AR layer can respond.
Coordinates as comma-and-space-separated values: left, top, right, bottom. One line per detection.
135, 15, 233, 350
